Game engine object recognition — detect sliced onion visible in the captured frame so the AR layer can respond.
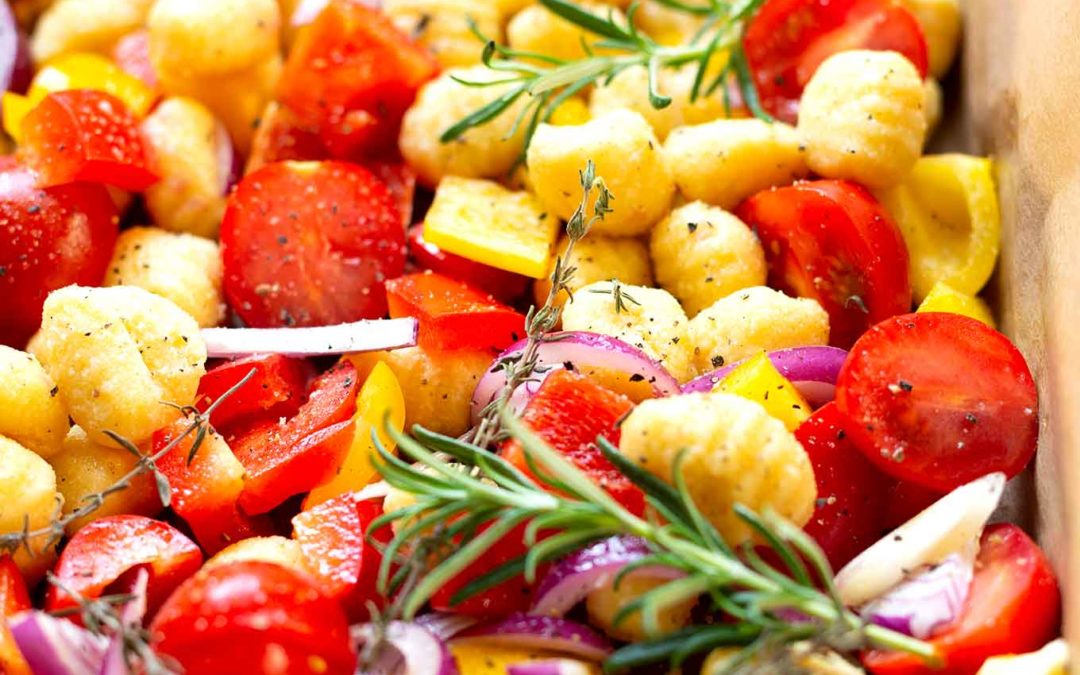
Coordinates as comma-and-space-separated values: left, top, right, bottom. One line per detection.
291, 0, 381, 26
682, 346, 848, 407
0, 1, 30, 96
471, 332, 681, 423
454, 614, 612, 662
861, 553, 974, 639
414, 613, 479, 641
530, 536, 682, 617
10, 611, 110, 675
215, 119, 241, 195
353, 621, 459, 675
99, 568, 150, 675
355, 480, 392, 503
508, 660, 596, 675
203, 317, 418, 358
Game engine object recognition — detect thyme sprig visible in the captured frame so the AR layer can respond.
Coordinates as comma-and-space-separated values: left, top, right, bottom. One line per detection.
370, 410, 937, 671
589, 278, 642, 314
0, 368, 256, 558
442, 0, 770, 151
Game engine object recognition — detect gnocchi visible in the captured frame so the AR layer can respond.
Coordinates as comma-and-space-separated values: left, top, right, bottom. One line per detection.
380, 346, 494, 437
585, 573, 696, 642
0, 345, 69, 458
533, 234, 654, 309
0, 435, 60, 582
204, 535, 309, 573
384, 0, 503, 68
148, 0, 281, 78
507, 2, 623, 62
30, 0, 154, 63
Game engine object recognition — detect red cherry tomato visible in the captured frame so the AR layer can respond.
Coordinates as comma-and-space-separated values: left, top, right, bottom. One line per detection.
836, 312, 1039, 493
736, 179, 912, 349
0, 556, 30, 675
246, 102, 328, 175
367, 159, 416, 229
151, 561, 357, 675
863, 523, 1060, 674
500, 370, 644, 516
278, 0, 438, 160
883, 479, 943, 531
744, 0, 929, 122
221, 160, 407, 327
20, 89, 158, 191
291, 494, 391, 621
45, 515, 203, 617
794, 402, 890, 569
386, 271, 527, 354
195, 353, 313, 437
0, 159, 118, 347
111, 29, 157, 89
234, 360, 361, 514
407, 225, 530, 303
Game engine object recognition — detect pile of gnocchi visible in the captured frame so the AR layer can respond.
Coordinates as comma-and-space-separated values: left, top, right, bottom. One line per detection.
0, 0, 1066, 673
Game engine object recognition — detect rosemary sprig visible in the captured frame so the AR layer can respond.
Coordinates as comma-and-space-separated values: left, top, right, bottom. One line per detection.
465, 159, 613, 448
370, 411, 938, 671
0, 368, 256, 558
443, 0, 770, 151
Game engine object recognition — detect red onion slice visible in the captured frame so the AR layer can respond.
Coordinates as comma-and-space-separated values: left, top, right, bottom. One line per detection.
0, 1, 30, 96
99, 568, 150, 675
414, 613, 479, 641
215, 119, 241, 195
9, 611, 110, 675
453, 614, 612, 661
682, 346, 848, 407
353, 621, 459, 675
470, 331, 681, 424
203, 318, 418, 358
860, 553, 974, 639
530, 536, 683, 617
508, 660, 596, 675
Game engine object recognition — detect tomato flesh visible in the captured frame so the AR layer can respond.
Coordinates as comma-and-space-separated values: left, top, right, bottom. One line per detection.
407, 225, 530, 304
863, 523, 1060, 674
744, 0, 929, 122
151, 561, 357, 675
221, 160, 406, 327
736, 179, 913, 349
836, 312, 1038, 492
196, 353, 313, 437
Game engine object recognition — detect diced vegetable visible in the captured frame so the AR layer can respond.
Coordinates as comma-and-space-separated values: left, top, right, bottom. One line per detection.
715, 352, 812, 431
407, 225, 531, 304
917, 281, 996, 327
683, 345, 848, 410
194, 353, 312, 435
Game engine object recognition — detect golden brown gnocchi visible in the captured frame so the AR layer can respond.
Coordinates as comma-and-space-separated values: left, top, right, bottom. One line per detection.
533, 234, 654, 309
507, 2, 624, 61
384, 0, 503, 68
204, 535, 309, 573
148, 0, 281, 78
30, 0, 154, 63
0, 345, 69, 459
585, 573, 696, 641
0, 435, 60, 582
380, 346, 494, 437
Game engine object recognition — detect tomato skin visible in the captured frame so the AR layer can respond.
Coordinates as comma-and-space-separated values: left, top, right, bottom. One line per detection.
386, 271, 527, 354
45, 515, 203, 617
246, 103, 328, 175
234, 360, 361, 514
736, 179, 913, 349
151, 561, 357, 675
407, 225, 530, 304
0, 556, 31, 675
836, 312, 1039, 492
20, 90, 158, 191
500, 370, 644, 516
278, 0, 438, 160
367, 159, 416, 229
221, 160, 407, 328
795, 402, 890, 569
196, 354, 314, 437
0, 160, 119, 347
863, 523, 1060, 675
744, 0, 929, 122
883, 478, 943, 531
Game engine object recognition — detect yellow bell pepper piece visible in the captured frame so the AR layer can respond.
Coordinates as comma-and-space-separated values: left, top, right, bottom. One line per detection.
549, 97, 590, 126
302, 360, 405, 509
875, 154, 1000, 302
1, 93, 34, 142
423, 176, 559, 279
449, 644, 600, 674
715, 352, 811, 432
977, 638, 1068, 675
917, 281, 996, 328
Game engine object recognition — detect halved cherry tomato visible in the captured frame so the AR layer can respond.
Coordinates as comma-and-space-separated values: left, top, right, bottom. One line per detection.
794, 402, 890, 568
20, 89, 157, 191
221, 160, 407, 327
736, 179, 913, 349
151, 561, 357, 675
291, 494, 391, 621
368, 159, 416, 229
45, 515, 203, 617
0, 158, 118, 347
195, 353, 313, 437
863, 523, 1060, 674
246, 102, 327, 175
744, 0, 929, 122
111, 30, 157, 90
836, 312, 1038, 492
500, 370, 643, 516
153, 421, 274, 555
0, 556, 30, 675
386, 271, 527, 353
407, 225, 530, 304
234, 360, 361, 514
278, 0, 438, 160
883, 478, 943, 531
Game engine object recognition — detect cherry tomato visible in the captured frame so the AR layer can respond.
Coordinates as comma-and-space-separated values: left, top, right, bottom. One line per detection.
45, 515, 203, 617
386, 271, 527, 354
795, 402, 890, 569
111, 30, 157, 90
500, 370, 644, 516
234, 360, 361, 514
195, 353, 313, 437
836, 312, 1038, 492
407, 225, 530, 304
863, 523, 1060, 674
277, 0, 438, 160
246, 102, 328, 175
151, 561, 357, 675
291, 494, 391, 621
0, 159, 118, 347
736, 179, 913, 349
221, 160, 406, 327
20, 89, 157, 191
367, 159, 416, 229
883, 478, 943, 531
0, 556, 30, 675
744, 0, 929, 122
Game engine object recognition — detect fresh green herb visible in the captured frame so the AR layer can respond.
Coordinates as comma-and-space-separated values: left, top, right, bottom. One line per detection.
589, 278, 643, 314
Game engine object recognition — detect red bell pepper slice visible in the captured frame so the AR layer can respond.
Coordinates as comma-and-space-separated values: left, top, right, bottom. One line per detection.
195, 353, 313, 438
407, 225, 530, 304
0, 556, 30, 675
